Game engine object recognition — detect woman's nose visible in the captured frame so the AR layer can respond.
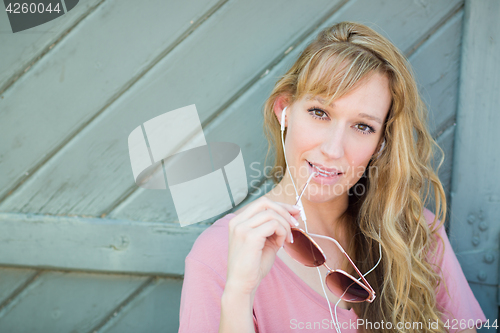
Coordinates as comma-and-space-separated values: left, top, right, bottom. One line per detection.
320, 126, 345, 160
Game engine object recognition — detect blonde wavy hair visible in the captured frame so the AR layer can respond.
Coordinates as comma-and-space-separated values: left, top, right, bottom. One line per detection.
262, 22, 448, 332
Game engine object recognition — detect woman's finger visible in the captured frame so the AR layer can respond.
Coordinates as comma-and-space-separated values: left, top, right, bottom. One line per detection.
236, 197, 300, 228
275, 201, 302, 219
247, 210, 293, 243
232, 209, 293, 243
248, 219, 288, 249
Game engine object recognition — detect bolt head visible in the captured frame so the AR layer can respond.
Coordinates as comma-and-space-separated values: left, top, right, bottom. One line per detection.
484, 252, 495, 263
479, 221, 488, 231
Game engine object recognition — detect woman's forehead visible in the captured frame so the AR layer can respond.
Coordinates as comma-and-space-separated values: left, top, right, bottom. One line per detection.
298, 69, 388, 100
299, 78, 391, 123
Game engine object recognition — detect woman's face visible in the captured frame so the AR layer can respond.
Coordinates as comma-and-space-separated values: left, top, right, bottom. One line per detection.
278, 72, 392, 202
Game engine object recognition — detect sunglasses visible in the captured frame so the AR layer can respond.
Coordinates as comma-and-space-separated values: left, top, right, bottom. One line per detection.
282, 172, 378, 303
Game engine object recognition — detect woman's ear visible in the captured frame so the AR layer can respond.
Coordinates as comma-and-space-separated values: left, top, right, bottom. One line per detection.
273, 95, 290, 128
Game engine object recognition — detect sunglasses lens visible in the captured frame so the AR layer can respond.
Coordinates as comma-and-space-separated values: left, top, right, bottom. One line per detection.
326, 271, 369, 302
284, 229, 325, 267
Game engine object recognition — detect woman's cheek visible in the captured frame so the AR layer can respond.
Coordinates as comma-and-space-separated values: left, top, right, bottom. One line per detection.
350, 145, 375, 166
345, 153, 373, 181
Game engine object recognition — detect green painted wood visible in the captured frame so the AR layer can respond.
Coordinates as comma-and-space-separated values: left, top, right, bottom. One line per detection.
97, 277, 182, 333
399, 9, 463, 219
0, 0, 344, 217
410, 9, 463, 138
469, 283, 498, 327
449, 0, 500, 323
112, 0, 463, 223
0, 270, 148, 333
0, 0, 103, 93
0, 267, 37, 305
0, 0, 344, 218
0, 0, 223, 202
0, 213, 203, 275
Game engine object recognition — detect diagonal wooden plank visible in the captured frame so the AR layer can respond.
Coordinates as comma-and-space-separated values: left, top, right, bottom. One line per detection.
0, 213, 204, 275
0, 267, 38, 306
94, 277, 183, 333
0, 270, 148, 333
111, 0, 463, 223
409, 10, 463, 137
0, 0, 103, 94
0, 0, 345, 216
0, 0, 223, 202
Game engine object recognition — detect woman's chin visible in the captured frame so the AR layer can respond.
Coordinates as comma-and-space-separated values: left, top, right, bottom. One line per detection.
302, 187, 347, 204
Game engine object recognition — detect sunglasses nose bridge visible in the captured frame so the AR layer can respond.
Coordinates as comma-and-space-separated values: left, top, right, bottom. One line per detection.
323, 263, 334, 272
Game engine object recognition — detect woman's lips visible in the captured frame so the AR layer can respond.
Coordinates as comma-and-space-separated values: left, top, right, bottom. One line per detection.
307, 160, 342, 185
307, 161, 342, 174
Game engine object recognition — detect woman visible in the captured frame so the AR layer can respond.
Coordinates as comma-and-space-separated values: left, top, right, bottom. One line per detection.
179, 22, 486, 332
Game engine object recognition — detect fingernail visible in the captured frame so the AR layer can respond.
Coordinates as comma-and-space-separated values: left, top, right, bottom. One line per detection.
290, 232, 294, 243
293, 205, 301, 211
291, 216, 299, 226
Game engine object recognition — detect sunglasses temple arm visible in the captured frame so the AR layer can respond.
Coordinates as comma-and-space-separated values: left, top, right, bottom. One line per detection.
343, 252, 376, 295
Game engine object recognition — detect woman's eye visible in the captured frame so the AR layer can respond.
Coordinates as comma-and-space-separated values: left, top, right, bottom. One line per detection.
355, 123, 376, 134
308, 108, 328, 120
308, 107, 376, 134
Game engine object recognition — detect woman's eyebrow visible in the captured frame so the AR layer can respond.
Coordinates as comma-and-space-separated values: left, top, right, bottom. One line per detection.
358, 113, 383, 125
313, 97, 383, 125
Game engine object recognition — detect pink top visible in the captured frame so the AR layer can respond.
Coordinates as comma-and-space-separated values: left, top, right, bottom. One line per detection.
179, 208, 486, 332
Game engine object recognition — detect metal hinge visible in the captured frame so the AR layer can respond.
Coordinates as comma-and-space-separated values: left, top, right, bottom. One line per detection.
456, 248, 499, 286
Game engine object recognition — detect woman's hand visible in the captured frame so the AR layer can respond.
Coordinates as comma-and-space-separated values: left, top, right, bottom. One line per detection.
225, 196, 301, 296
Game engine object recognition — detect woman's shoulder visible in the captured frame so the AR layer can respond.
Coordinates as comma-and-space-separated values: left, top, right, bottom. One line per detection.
186, 199, 259, 272
185, 212, 237, 272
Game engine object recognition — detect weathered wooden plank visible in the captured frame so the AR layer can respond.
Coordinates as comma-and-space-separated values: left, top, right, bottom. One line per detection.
0, 267, 37, 305
0, 213, 204, 275
112, 0, 463, 223
0, 0, 223, 201
108, 73, 282, 223
409, 9, 463, 137
449, 0, 500, 322
468, 283, 498, 323
0, 0, 344, 216
449, 0, 500, 257
0, 0, 103, 92
0, 270, 147, 333
334, 0, 463, 55
97, 277, 182, 333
